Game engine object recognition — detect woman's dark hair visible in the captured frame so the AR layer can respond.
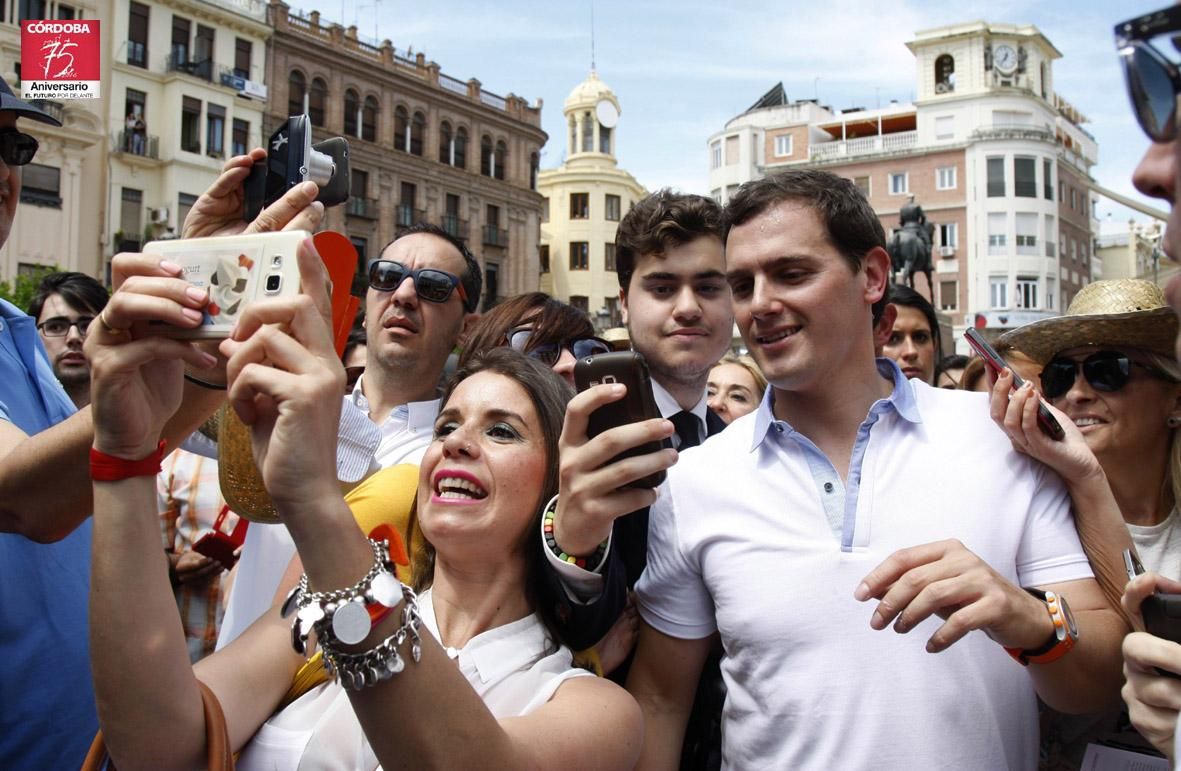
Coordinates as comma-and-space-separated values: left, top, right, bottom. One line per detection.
887, 283, 943, 367
410, 347, 575, 646
458, 292, 594, 368
935, 354, 969, 383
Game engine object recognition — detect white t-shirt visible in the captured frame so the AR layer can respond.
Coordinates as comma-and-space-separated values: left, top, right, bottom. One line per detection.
235, 590, 591, 771
1129, 508, 1181, 582
636, 372, 1093, 771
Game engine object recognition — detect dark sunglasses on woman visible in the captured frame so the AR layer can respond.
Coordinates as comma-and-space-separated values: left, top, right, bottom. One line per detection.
507, 328, 611, 366
1116, 4, 1181, 142
367, 259, 470, 310
0, 128, 39, 166
1040, 350, 1175, 400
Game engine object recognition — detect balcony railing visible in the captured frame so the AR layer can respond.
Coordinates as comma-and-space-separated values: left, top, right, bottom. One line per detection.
395, 203, 426, 228
115, 130, 160, 160
482, 225, 508, 247
808, 130, 917, 162
167, 52, 213, 81
440, 214, 469, 240
29, 99, 64, 124
346, 197, 379, 219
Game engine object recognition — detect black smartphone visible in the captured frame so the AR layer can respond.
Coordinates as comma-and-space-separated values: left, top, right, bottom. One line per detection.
1124, 548, 1181, 676
573, 351, 669, 489
964, 328, 1065, 441
243, 114, 351, 221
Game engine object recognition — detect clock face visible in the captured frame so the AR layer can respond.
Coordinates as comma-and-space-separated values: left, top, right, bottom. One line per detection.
595, 99, 619, 129
995, 44, 1017, 74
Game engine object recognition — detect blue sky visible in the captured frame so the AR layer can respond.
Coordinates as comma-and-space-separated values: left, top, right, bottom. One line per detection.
303, 0, 1167, 226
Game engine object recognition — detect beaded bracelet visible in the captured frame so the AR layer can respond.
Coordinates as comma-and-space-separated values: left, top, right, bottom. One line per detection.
542, 495, 608, 571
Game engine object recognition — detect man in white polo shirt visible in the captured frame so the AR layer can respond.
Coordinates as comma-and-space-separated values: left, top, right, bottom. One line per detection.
627, 170, 1126, 770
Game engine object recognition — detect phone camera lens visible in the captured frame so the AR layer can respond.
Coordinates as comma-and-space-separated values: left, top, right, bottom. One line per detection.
271, 254, 283, 268
265, 274, 282, 293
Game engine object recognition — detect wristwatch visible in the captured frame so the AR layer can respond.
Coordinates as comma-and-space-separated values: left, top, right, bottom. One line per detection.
1004, 588, 1078, 666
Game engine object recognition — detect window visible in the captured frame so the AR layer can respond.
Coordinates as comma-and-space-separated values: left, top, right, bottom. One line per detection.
987, 212, 1006, 255
483, 263, 499, 311
987, 157, 1005, 197
394, 107, 409, 152
1043, 159, 1053, 200
1016, 276, 1038, 309
1016, 213, 1037, 254
724, 135, 739, 165
127, 2, 149, 68
582, 111, 594, 153
481, 134, 493, 176
605, 297, 620, 326
193, 25, 214, 80
171, 15, 191, 69
935, 54, 955, 93
438, 121, 452, 164
939, 222, 958, 249
485, 204, 501, 246
774, 134, 792, 157
205, 104, 225, 157
362, 97, 377, 142
710, 141, 721, 169
56, 3, 75, 19
853, 176, 870, 197
442, 193, 462, 238
1070, 188, 1078, 211
344, 89, 359, 137
120, 187, 143, 244
1045, 215, 1056, 257
570, 193, 589, 219
494, 140, 506, 180
889, 172, 908, 195
180, 97, 201, 153
232, 119, 249, 157
308, 78, 327, 127
569, 117, 577, 154
411, 111, 425, 156
351, 237, 368, 274
539, 244, 550, 273
177, 192, 198, 232
541, 198, 549, 223
604, 242, 616, 271
569, 241, 589, 270
936, 166, 956, 190
605, 194, 621, 222
530, 152, 540, 191
599, 125, 611, 154
934, 115, 954, 140
939, 280, 957, 311
288, 71, 306, 117
123, 88, 147, 154
234, 38, 252, 79
20, 163, 60, 207
569, 295, 589, 313
349, 169, 368, 200
453, 127, 467, 170
990, 277, 1008, 309
1014, 157, 1036, 198
1047, 278, 1056, 310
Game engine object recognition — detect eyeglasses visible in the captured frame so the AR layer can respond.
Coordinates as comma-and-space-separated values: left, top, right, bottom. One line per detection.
1115, 5, 1181, 142
1040, 350, 1173, 399
367, 260, 470, 309
0, 128, 38, 166
507, 328, 611, 366
36, 316, 93, 337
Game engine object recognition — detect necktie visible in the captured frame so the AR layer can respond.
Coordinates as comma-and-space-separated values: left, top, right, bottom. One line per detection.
670, 410, 701, 449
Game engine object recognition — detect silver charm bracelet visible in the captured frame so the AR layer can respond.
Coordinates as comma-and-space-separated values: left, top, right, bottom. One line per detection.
321, 582, 423, 691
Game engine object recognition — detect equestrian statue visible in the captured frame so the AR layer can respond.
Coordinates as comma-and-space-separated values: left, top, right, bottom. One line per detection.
887, 197, 935, 301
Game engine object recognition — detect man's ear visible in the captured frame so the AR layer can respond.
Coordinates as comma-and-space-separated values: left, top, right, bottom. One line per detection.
456, 311, 481, 347
619, 287, 629, 326
862, 246, 891, 306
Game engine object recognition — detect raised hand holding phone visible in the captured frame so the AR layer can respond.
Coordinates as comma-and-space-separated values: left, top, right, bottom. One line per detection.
966, 328, 1065, 440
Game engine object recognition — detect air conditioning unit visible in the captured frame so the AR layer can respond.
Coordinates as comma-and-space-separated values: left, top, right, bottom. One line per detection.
150, 207, 169, 225
940, 245, 955, 257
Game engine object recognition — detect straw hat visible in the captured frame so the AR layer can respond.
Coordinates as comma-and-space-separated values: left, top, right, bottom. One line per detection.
998, 279, 1179, 365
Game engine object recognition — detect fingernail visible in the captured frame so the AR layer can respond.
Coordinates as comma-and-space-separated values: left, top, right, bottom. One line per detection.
854, 582, 870, 601
870, 609, 885, 630
894, 618, 909, 634
926, 639, 939, 654
160, 259, 182, 274
301, 181, 318, 196
182, 307, 203, 322
199, 352, 218, 368
185, 286, 207, 303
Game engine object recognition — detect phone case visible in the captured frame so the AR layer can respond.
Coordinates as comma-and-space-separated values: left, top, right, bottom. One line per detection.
963, 328, 1065, 441
1142, 594, 1181, 678
145, 230, 307, 339
574, 351, 669, 489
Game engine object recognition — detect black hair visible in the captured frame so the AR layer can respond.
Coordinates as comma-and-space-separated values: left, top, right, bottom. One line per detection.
377, 223, 482, 312
27, 271, 109, 321
887, 283, 943, 365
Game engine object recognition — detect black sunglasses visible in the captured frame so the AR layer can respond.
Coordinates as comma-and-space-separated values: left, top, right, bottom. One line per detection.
0, 128, 39, 166
1040, 350, 1172, 399
36, 315, 93, 337
1115, 5, 1181, 142
367, 260, 470, 310
507, 328, 610, 366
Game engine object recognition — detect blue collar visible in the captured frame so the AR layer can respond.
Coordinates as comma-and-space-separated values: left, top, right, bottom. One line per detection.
750, 357, 922, 451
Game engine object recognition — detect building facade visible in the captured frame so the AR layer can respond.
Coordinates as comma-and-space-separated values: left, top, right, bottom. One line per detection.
267, 0, 546, 308
0, 0, 106, 280
707, 22, 1099, 349
537, 70, 645, 327
1097, 219, 1179, 289
107, 0, 270, 266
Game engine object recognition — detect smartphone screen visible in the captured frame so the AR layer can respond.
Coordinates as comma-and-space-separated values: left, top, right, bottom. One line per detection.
963, 328, 1065, 441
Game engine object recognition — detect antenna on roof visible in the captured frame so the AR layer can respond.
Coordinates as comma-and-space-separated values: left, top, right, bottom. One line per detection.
590, 0, 596, 72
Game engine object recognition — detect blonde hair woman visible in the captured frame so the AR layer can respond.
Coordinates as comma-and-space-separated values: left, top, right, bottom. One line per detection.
706, 353, 768, 424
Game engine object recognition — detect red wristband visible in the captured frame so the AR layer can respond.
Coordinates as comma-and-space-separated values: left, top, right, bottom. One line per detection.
90, 440, 167, 482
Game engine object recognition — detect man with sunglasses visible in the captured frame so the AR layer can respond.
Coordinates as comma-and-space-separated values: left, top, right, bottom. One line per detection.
26, 271, 109, 409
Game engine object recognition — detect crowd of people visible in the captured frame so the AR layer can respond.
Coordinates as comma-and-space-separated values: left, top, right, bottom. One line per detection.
4, 5, 1181, 769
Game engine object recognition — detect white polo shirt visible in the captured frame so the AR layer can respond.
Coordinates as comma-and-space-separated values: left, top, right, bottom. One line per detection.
636, 360, 1092, 771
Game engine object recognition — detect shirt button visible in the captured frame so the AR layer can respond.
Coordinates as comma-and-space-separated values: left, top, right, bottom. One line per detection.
824, 482, 834, 493
775, 424, 784, 433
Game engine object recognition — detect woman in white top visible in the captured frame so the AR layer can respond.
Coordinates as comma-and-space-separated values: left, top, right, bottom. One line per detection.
84, 245, 642, 770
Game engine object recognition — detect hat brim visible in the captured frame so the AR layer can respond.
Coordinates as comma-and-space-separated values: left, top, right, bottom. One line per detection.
998, 307, 1180, 364
1, 93, 62, 127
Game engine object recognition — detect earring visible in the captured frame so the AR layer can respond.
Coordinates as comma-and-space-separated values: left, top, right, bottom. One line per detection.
1168, 416, 1181, 429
